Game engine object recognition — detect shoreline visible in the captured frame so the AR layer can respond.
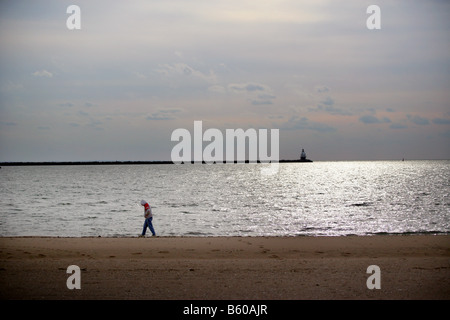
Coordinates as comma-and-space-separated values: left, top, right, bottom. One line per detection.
1, 235, 449, 300
2, 231, 448, 237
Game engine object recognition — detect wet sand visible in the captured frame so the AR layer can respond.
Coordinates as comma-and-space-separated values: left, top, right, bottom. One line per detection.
0, 235, 449, 300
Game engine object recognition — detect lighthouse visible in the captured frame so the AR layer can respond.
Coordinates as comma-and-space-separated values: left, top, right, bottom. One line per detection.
300, 148, 307, 160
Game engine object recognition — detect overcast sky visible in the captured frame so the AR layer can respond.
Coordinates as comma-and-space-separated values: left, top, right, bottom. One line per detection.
1, 0, 449, 162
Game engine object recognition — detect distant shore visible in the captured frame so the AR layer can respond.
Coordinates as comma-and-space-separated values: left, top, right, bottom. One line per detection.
0, 159, 313, 166
1, 235, 448, 300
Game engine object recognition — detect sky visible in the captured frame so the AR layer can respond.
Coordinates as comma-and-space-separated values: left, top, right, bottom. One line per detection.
0, 0, 449, 162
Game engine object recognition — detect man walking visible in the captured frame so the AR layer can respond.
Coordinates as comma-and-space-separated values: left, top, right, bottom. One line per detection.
139, 200, 156, 237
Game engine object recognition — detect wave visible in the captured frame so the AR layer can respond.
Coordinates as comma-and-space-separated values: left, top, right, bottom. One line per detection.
184, 231, 214, 236
368, 230, 450, 236
167, 202, 199, 208
348, 202, 372, 207
181, 211, 196, 214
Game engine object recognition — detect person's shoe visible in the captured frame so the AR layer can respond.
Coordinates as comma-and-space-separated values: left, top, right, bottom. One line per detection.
138, 234, 145, 238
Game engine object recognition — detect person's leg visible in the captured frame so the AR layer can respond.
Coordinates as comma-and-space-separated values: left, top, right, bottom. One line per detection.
148, 217, 156, 236
141, 219, 148, 236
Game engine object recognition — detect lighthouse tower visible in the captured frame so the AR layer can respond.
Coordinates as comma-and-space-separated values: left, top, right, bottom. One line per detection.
300, 148, 306, 160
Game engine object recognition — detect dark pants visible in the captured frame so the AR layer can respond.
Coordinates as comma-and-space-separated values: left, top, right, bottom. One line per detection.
142, 217, 155, 236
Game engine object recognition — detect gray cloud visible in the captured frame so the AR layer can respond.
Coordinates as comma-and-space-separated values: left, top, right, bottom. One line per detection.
359, 115, 379, 124
281, 116, 337, 133
228, 82, 276, 105
316, 97, 352, 116
359, 115, 391, 124
321, 97, 334, 106
1, 121, 18, 126
315, 85, 329, 93
156, 63, 215, 83
408, 115, 429, 125
228, 83, 267, 93
146, 108, 182, 121
147, 114, 172, 121
58, 102, 74, 108
432, 118, 450, 125
252, 94, 276, 105
390, 123, 408, 129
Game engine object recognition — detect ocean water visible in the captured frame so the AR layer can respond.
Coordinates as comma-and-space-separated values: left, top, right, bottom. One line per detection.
0, 161, 449, 237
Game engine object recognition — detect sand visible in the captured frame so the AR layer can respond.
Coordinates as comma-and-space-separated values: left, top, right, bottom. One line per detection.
0, 235, 449, 300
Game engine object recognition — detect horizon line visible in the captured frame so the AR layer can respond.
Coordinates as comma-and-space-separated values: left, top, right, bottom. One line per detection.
1, 159, 449, 166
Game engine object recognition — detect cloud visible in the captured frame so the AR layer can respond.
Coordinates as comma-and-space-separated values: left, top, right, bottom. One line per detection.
359, 115, 380, 124
408, 115, 429, 125
321, 97, 334, 106
281, 116, 337, 133
146, 113, 174, 121
32, 70, 53, 78
228, 82, 276, 105
252, 94, 275, 105
245, 84, 265, 92
311, 86, 351, 116
208, 85, 226, 94
315, 85, 329, 93
1, 121, 18, 126
156, 63, 215, 82
87, 122, 103, 131
228, 83, 267, 93
316, 96, 352, 116
133, 71, 147, 80
146, 108, 182, 121
432, 118, 450, 125
389, 123, 407, 129
359, 115, 391, 124
58, 102, 74, 107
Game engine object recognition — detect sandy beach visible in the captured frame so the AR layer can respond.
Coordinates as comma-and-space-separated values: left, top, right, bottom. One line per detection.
0, 235, 449, 300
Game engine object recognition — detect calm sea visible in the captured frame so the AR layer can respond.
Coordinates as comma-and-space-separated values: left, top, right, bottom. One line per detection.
0, 161, 449, 237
